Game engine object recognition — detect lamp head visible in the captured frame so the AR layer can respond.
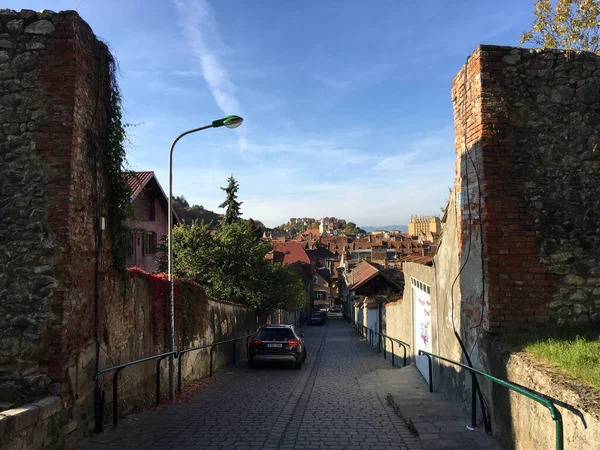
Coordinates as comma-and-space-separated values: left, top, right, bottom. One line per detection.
212, 115, 244, 129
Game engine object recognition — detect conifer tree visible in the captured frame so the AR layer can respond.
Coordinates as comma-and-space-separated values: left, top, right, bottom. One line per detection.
218, 175, 242, 225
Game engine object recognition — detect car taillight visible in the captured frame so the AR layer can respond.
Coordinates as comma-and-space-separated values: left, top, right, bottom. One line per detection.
250, 338, 262, 346
288, 339, 301, 347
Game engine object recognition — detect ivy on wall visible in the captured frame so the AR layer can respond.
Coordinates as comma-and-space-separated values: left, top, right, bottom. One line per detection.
102, 53, 132, 274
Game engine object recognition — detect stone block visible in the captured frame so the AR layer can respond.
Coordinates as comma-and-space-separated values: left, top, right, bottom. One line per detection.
2, 404, 39, 432
58, 419, 77, 437
0, 414, 7, 437
32, 396, 61, 421
24, 20, 55, 35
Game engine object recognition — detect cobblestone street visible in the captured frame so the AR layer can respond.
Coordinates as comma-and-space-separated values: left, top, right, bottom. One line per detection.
77, 319, 497, 450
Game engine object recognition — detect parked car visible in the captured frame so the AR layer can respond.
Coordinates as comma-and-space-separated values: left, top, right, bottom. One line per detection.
328, 306, 342, 313
248, 324, 307, 370
320, 310, 328, 323
308, 312, 324, 326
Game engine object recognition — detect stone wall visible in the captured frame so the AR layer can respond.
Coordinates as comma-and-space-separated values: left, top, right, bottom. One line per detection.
451, 45, 600, 333
0, 8, 113, 408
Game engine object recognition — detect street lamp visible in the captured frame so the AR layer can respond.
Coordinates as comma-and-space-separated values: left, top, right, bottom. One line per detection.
167, 115, 243, 400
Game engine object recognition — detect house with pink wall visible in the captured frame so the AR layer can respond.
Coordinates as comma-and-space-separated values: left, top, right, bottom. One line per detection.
125, 171, 178, 273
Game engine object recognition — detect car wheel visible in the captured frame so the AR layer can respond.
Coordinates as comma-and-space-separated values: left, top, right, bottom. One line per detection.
248, 358, 257, 369
294, 360, 303, 370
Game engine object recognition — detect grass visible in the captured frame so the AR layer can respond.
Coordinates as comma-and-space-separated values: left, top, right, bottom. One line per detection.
509, 328, 600, 391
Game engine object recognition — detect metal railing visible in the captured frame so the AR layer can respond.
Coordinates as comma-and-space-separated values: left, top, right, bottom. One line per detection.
418, 350, 564, 450
95, 332, 257, 430
176, 333, 255, 394
94, 351, 176, 430
354, 323, 409, 367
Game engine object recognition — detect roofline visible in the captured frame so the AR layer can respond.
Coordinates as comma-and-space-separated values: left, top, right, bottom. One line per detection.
130, 171, 180, 223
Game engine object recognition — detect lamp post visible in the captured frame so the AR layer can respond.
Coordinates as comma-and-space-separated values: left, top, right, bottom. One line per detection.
167, 115, 243, 400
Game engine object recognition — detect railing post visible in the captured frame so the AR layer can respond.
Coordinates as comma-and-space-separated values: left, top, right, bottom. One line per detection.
425, 352, 433, 393
178, 352, 183, 394
94, 383, 104, 433
112, 368, 123, 428
391, 340, 395, 366
471, 372, 477, 428
377, 334, 381, 353
403, 344, 407, 367
383, 337, 387, 359
209, 345, 214, 377
156, 358, 162, 406
554, 408, 563, 450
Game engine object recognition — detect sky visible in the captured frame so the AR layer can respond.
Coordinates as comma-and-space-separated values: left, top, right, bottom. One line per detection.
11, 0, 538, 228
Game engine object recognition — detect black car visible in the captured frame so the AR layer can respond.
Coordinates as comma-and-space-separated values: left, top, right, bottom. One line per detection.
248, 325, 307, 369
308, 312, 324, 325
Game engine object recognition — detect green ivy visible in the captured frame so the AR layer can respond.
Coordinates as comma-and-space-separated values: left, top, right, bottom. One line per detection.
101, 53, 132, 274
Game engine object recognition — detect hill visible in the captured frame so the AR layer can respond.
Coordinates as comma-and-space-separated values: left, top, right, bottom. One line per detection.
172, 196, 221, 227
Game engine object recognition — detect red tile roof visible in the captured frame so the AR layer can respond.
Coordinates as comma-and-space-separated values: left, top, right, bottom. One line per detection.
401, 255, 434, 266
126, 171, 154, 200
348, 261, 380, 291
273, 242, 311, 265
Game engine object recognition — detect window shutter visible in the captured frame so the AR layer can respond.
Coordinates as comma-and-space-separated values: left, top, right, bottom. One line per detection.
143, 233, 150, 255
150, 232, 157, 254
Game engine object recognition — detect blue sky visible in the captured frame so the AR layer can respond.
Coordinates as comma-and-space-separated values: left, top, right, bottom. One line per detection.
13, 0, 537, 227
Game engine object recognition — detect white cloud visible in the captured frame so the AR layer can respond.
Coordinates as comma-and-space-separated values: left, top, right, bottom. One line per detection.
145, 124, 457, 228
174, 0, 241, 115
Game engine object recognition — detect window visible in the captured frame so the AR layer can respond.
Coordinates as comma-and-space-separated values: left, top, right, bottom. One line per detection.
148, 197, 156, 221
314, 291, 325, 301
256, 328, 295, 340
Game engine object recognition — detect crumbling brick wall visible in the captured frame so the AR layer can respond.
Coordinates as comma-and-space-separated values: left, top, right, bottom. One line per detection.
452, 45, 600, 334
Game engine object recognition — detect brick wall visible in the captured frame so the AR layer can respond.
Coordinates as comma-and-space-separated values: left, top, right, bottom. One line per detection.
452, 45, 600, 332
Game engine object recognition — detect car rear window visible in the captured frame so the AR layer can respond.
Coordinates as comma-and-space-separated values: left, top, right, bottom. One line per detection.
256, 328, 295, 340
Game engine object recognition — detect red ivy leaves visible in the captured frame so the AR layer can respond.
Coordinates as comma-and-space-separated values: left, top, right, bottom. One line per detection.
129, 267, 207, 348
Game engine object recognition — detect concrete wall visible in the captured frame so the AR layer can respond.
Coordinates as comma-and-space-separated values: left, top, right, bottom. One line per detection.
491, 348, 600, 450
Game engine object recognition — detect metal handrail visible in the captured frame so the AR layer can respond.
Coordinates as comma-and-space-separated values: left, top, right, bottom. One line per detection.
176, 333, 256, 394
353, 323, 409, 367
95, 332, 257, 429
94, 351, 177, 429
418, 349, 563, 450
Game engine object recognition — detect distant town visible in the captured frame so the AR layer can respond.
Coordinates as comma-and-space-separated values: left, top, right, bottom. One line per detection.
263, 215, 442, 310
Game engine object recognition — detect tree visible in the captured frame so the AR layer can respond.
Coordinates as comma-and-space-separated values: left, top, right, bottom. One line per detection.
521, 0, 600, 52
159, 219, 305, 312
174, 195, 189, 208
218, 175, 242, 225
344, 222, 366, 234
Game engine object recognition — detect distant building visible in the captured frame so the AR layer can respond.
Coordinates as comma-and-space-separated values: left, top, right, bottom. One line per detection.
408, 216, 441, 236
125, 171, 178, 273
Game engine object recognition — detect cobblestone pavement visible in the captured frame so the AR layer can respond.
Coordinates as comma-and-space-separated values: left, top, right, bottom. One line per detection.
77, 319, 497, 450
